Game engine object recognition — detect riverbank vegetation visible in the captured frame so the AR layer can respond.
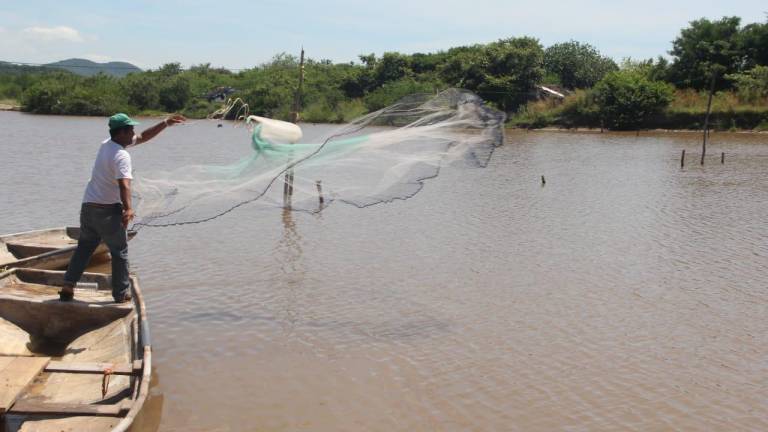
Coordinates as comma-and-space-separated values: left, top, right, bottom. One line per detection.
0, 16, 766, 131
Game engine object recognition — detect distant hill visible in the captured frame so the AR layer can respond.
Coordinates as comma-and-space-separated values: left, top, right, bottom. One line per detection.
0, 61, 48, 75
44, 58, 142, 77
0, 58, 142, 77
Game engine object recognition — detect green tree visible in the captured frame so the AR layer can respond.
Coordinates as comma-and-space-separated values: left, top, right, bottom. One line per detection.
438, 47, 486, 89
481, 37, 545, 110
156, 62, 183, 77
620, 57, 670, 82
593, 70, 674, 130
726, 65, 768, 102
0, 81, 22, 99
57, 88, 109, 116
668, 16, 743, 90
358, 53, 377, 68
410, 52, 448, 74
364, 77, 441, 111
439, 38, 544, 111
544, 41, 618, 89
374, 52, 411, 86
159, 75, 192, 112
22, 81, 66, 113
739, 20, 768, 68
121, 73, 159, 110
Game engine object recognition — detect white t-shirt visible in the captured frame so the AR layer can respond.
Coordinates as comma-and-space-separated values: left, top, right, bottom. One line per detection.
82, 139, 133, 204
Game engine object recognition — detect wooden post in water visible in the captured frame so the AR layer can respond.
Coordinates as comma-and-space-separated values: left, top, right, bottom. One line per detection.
283, 48, 305, 209
316, 180, 324, 208
681, 149, 686, 168
721, 152, 725, 164
701, 72, 716, 165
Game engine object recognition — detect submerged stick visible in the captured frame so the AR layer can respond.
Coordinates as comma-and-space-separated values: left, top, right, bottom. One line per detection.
316, 180, 324, 207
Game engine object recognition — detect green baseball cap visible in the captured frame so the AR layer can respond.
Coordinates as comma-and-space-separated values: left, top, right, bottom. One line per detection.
108, 113, 140, 129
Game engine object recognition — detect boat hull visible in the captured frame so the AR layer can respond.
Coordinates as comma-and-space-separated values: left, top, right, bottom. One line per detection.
0, 268, 151, 432
0, 227, 137, 270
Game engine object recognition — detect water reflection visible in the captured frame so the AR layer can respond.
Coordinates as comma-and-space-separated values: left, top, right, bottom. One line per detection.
129, 368, 163, 432
274, 207, 304, 332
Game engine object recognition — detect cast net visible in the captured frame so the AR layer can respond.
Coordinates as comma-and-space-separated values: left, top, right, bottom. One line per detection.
132, 88, 505, 228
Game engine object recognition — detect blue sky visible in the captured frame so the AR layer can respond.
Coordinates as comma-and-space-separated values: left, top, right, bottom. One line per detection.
0, 0, 765, 69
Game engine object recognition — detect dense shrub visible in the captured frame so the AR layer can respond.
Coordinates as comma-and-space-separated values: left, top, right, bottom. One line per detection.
726, 66, 768, 103
593, 71, 674, 130
363, 78, 440, 111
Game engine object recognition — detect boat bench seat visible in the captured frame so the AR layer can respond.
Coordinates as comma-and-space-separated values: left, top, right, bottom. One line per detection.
44, 360, 143, 376
0, 356, 50, 414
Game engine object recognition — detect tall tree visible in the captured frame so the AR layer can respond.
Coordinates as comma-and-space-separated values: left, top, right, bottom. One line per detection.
374, 52, 411, 86
739, 20, 768, 69
668, 17, 743, 90
482, 37, 545, 110
440, 38, 544, 111
544, 41, 618, 89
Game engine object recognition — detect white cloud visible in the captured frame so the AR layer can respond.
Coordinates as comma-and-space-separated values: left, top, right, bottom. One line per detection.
22, 26, 84, 43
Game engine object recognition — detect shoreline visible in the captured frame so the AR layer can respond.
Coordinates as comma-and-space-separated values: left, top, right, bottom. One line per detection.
2, 109, 767, 134
507, 126, 768, 134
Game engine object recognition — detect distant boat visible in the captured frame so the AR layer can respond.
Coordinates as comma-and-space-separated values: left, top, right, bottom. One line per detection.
0, 267, 151, 431
0, 227, 137, 270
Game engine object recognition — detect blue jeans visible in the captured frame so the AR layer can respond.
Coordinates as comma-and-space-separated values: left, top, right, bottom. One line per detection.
64, 203, 131, 301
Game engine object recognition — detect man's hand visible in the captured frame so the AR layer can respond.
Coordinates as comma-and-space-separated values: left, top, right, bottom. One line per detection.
134, 115, 187, 146
122, 208, 135, 228
165, 114, 187, 126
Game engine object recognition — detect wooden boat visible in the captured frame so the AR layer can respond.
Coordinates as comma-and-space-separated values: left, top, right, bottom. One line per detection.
0, 227, 137, 270
0, 268, 151, 432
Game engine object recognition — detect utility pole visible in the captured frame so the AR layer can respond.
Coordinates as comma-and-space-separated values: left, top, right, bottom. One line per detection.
701, 70, 717, 165
283, 48, 305, 209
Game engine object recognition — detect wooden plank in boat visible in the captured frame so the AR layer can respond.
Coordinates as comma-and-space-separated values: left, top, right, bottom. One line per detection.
45, 360, 142, 375
9, 400, 131, 416
0, 356, 50, 413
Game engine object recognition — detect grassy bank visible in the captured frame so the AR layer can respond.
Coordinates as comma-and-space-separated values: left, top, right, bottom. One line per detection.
510, 90, 768, 131
0, 98, 20, 111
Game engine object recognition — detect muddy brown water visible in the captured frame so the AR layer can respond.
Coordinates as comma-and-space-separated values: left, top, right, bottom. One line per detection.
2, 111, 767, 431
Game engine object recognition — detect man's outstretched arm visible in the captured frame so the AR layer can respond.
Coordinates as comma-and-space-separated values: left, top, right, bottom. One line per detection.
133, 114, 187, 146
